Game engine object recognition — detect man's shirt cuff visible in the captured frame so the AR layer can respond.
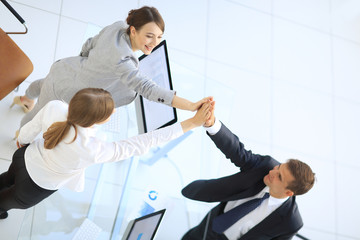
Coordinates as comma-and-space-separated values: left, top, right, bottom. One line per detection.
204, 118, 221, 135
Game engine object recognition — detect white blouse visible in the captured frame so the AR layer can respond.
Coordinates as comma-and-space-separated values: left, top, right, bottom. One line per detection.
18, 100, 183, 192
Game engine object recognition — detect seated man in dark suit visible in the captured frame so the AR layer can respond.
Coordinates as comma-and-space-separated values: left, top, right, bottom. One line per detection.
182, 103, 315, 240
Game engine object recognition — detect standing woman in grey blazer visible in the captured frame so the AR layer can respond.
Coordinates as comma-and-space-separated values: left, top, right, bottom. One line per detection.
12, 6, 209, 128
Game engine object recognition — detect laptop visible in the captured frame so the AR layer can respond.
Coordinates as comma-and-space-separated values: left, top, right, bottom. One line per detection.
121, 209, 166, 240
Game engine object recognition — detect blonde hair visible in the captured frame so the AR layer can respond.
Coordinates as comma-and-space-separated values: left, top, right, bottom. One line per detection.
43, 88, 114, 149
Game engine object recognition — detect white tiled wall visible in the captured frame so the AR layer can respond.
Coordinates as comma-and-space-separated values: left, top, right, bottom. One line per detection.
1, 0, 360, 239
272, 18, 333, 94
333, 37, 360, 103
208, 1, 272, 76
273, 0, 331, 32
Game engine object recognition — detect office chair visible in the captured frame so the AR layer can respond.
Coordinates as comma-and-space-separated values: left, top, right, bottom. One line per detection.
0, 0, 33, 100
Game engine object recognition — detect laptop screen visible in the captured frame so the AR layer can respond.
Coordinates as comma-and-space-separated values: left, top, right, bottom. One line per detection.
122, 209, 166, 240
135, 40, 177, 134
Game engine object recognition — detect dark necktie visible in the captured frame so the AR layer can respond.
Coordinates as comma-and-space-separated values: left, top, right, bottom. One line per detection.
212, 192, 270, 233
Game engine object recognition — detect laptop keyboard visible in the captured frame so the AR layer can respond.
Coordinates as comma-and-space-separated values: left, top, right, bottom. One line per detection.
72, 218, 102, 240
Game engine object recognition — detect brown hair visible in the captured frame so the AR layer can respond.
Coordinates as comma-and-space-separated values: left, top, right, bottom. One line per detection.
286, 159, 315, 195
126, 6, 165, 35
43, 88, 114, 149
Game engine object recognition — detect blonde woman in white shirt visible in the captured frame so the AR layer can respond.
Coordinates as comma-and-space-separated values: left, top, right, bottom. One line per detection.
0, 88, 213, 219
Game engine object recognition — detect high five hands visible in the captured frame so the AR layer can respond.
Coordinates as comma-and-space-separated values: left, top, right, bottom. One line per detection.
196, 96, 215, 127
180, 97, 215, 133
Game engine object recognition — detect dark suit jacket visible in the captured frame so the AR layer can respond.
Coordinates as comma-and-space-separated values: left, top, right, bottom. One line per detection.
182, 122, 303, 240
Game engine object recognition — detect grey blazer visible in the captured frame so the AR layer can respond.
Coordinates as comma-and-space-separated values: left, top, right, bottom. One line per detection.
50, 21, 175, 107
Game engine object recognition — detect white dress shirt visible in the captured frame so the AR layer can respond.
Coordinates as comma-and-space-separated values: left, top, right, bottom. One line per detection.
204, 119, 288, 239
18, 100, 183, 192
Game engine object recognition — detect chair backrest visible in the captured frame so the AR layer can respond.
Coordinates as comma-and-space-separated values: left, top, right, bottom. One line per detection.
0, 27, 33, 100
